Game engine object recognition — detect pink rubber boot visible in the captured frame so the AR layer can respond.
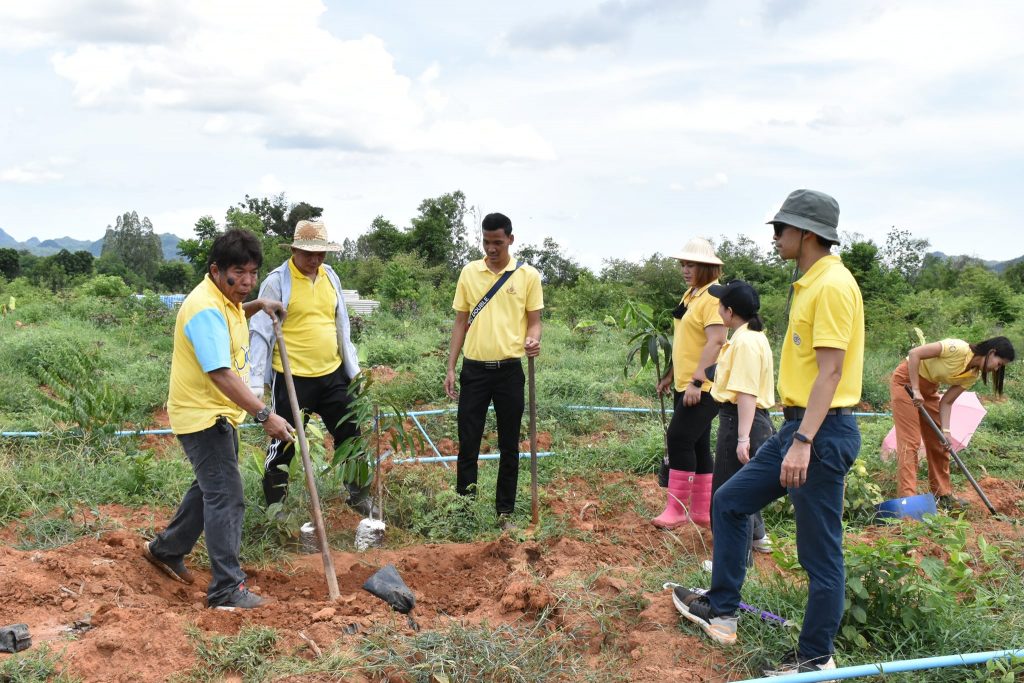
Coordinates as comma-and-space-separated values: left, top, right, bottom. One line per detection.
652, 470, 694, 529
690, 473, 713, 527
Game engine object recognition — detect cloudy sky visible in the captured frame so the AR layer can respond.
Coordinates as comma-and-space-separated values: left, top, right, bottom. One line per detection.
1, 0, 1021, 267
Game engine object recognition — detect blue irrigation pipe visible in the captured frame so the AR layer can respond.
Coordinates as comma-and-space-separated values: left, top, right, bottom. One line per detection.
408, 413, 449, 469
0, 405, 892, 439
735, 649, 1024, 683
392, 451, 556, 465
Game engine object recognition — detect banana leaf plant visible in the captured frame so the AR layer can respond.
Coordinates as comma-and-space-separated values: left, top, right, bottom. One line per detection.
621, 300, 673, 485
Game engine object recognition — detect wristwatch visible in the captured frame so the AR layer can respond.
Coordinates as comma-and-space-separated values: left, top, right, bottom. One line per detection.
793, 432, 812, 445
254, 407, 271, 424
690, 378, 704, 388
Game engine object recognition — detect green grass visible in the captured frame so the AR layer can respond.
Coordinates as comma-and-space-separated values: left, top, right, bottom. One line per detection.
0, 644, 78, 683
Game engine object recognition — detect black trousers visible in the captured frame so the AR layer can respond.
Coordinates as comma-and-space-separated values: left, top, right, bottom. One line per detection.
711, 404, 775, 539
666, 390, 719, 473
263, 365, 360, 506
456, 359, 525, 514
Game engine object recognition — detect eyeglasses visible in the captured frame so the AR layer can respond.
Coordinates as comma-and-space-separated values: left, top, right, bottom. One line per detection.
773, 224, 789, 238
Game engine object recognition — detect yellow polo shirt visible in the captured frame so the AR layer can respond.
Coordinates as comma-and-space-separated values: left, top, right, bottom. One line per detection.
167, 275, 249, 434
711, 323, 775, 409
672, 282, 724, 392
453, 259, 544, 361
778, 255, 864, 408
918, 338, 979, 388
272, 259, 342, 377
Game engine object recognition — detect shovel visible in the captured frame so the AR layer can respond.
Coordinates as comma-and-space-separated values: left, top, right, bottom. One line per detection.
528, 356, 539, 525
273, 320, 341, 599
903, 385, 997, 515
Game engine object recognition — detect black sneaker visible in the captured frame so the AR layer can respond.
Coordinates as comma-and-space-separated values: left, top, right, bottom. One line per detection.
671, 587, 738, 645
497, 513, 516, 531
936, 494, 969, 511
143, 541, 195, 585
211, 583, 267, 610
764, 652, 836, 679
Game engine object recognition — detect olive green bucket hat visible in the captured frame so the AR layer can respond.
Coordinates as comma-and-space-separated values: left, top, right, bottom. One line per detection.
767, 189, 840, 244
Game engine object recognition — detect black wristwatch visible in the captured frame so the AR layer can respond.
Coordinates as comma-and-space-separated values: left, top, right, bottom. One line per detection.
690, 378, 704, 388
793, 432, 812, 445
254, 407, 271, 424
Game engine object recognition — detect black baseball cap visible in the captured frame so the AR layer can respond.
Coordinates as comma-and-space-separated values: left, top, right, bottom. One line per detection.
708, 280, 760, 319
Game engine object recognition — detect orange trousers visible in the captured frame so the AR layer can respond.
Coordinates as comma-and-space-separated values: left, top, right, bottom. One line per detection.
889, 361, 951, 498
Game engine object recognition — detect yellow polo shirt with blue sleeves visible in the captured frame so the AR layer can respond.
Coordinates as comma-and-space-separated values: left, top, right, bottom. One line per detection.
167, 275, 249, 434
272, 259, 342, 377
453, 259, 544, 361
778, 255, 864, 408
672, 282, 724, 392
711, 323, 775, 409
918, 338, 979, 388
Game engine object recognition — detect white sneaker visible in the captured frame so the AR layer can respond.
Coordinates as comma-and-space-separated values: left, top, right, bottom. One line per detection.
764, 653, 836, 681
752, 536, 773, 554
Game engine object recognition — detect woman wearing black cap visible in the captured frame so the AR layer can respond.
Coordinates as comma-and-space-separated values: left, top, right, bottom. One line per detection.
707, 280, 776, 558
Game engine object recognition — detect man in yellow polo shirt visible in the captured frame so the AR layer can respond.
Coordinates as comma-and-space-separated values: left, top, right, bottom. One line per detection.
249, 221, 368, 513
444, 212, 543, 528
674, 190, 864, 678
144, 229, 293, 611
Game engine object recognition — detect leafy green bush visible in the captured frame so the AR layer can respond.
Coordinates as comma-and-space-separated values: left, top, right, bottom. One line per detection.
79, 274, 131, 298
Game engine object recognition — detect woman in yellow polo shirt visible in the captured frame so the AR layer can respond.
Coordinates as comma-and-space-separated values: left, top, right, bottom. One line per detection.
653, 238, 727, 529
707, 280, 775, 556
890, 336, 1014, 508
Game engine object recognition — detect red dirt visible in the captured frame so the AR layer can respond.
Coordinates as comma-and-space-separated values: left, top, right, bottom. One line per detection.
2, 471, 1021, 681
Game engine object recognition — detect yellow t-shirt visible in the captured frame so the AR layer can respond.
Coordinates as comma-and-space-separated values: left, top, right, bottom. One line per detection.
918, 338, 979, 388
167, 275, 249, 434
272, 259, 342, 377
672, 282, 724, 392
453, 259, 544, 361
711, 323, 775, 409
778, 255, 865, 408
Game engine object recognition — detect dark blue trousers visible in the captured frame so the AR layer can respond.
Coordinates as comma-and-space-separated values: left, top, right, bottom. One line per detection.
707, 414, 860, 660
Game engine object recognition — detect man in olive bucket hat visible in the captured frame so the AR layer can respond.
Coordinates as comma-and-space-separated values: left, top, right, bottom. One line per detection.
673, 190, 864, 679
249, 220, 374, 516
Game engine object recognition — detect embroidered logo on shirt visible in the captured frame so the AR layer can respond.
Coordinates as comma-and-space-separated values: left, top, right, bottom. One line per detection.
507, 284, 517, 295
793, 333, 802, 346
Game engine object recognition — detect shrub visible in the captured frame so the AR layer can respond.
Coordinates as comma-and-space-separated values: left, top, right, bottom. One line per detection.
79, 274, 131, 299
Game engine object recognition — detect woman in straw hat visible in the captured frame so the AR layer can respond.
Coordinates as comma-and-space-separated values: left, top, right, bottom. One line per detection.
652, 237, 726, 528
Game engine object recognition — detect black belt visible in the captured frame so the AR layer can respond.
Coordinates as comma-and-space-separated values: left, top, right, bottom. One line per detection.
782, 406, 854, 421
717, 402, 770, 417
463, 357, 521, 370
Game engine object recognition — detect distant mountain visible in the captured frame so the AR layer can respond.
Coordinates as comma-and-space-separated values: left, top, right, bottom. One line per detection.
927, 251, 1022, 273
0, 231, 182, 261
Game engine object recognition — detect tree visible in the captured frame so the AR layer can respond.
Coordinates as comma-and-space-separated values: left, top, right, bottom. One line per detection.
841, 240, 907, 301
0, 248, 19, 280
154, 261, 194, 292
516, 237, 585, 286
177, 216, 222, 277
345, 216, 411, 261
1002, 259, 1024, 293
715, 235, 789, 292
882, 227, 929, 284
100, 211, 164, 285
408, 190, 469, 269
237, 194, 322, 240
51, 249, 94, 279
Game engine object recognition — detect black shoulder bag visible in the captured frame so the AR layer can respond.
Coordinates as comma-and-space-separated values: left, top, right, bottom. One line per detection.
467, 262, 520, 327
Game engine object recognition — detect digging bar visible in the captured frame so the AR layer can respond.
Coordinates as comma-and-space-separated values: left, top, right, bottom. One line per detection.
529, 355, 539, 525
274, 320, 341, 599
903, 384, 996, 515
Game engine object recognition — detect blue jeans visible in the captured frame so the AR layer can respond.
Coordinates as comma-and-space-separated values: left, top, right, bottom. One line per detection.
150, 418, 246, 605
707, 414, 860, 660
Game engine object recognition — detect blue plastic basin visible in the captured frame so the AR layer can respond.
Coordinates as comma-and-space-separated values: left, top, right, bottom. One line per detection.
875, 493, 937, 522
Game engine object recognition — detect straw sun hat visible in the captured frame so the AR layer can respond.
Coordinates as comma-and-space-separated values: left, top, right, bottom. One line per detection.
670, 237, 723, 265
291, 220, 341, 252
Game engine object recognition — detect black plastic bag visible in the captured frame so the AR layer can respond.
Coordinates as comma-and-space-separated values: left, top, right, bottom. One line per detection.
362, 564, 415, 614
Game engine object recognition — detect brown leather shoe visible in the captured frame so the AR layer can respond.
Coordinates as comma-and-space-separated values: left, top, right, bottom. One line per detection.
143, 540, 195, 584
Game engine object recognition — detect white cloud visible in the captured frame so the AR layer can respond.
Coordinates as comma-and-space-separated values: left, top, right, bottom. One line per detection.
10, 0, 553, 162
694, 172, 728, 190
0, 157, 72, 183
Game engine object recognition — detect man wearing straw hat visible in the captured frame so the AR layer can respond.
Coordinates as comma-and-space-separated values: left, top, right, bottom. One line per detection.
444, 212, 543, 530
674, 189, 864, 678
249, 220, 369, 515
